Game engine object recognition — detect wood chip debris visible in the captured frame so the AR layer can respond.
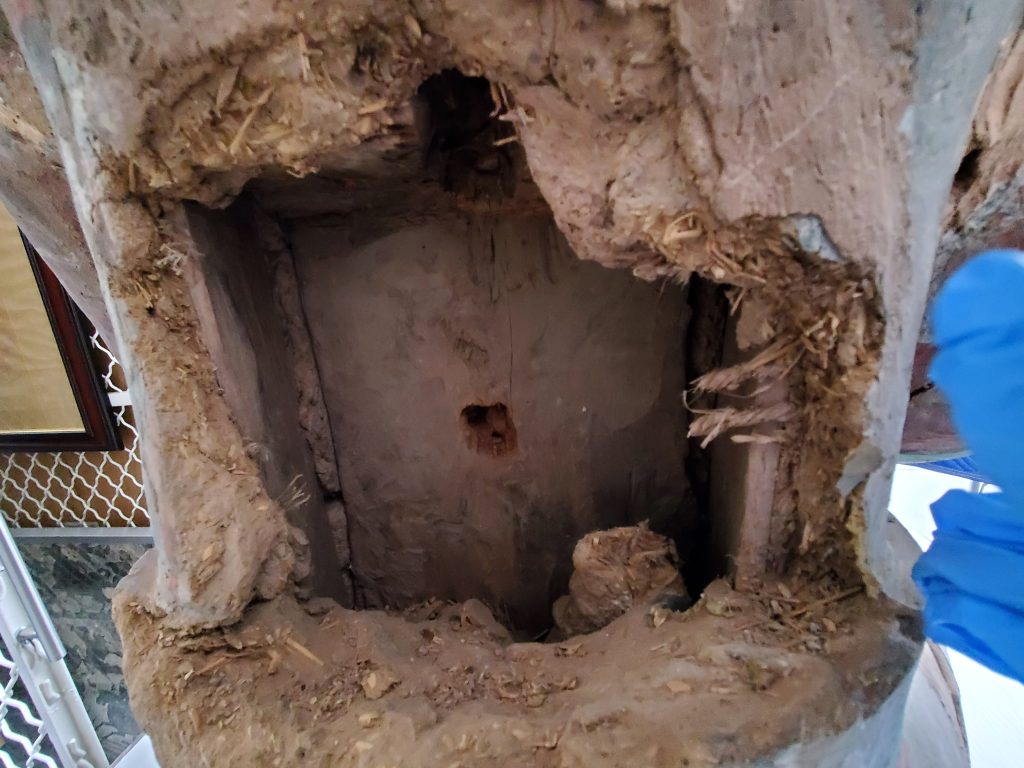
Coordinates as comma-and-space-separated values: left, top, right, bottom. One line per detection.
358, 712, 381, 728
512, 728, 561, 750
648, 604, 671, 628
285, 637, 324, 666
403, 14, 422, 40
214, 66, 240, 113
192, 655, 230, 678
357, 98, 389, 116
360, 669, 399, 700
737, 585, 864, 632
228, 86, 274, 156
730, 432, 784, 445
554, 641, 585, 657
267, 648, 282, 675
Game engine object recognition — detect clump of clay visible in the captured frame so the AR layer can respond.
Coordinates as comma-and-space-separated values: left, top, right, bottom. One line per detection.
552, 523, 687, 637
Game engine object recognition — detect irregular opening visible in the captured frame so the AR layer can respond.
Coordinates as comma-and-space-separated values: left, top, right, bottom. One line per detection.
460, 403, 517, 457
415, 69, 518, 197
183, 69, 765, 638
953, 145, 983, 194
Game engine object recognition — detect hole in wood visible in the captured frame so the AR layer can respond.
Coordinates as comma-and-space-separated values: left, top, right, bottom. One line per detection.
460, 403, 517, 457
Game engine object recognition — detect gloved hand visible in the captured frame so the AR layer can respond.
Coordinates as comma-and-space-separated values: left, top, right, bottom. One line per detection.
913, 249, 1024, 683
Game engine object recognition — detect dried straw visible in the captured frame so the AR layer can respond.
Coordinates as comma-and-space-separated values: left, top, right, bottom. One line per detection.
688, 402, 795, 448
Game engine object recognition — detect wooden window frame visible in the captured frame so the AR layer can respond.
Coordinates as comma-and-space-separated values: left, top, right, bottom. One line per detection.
0, 234, 122, 452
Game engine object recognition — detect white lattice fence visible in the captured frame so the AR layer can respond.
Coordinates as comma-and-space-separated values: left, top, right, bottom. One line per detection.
0, 646, 58, 768
0, 333, 148, 529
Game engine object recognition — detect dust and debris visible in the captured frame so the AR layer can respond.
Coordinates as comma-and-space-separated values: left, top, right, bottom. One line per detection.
360, 668, 399, 699
116, 579, 918, 767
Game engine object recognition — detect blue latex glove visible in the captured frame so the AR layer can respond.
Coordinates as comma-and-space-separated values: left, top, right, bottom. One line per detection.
913, 249, 1024, 682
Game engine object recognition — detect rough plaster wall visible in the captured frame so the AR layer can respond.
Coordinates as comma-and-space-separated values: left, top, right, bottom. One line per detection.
4, 3, 299, 627
0, 20, 111, 341
183, 201, 349, 603
638, 2, 919, 586
293, 212, 689, 630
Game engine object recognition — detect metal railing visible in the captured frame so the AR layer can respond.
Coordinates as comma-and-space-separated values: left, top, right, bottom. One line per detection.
0, 515, 107, 767
0, 644, 58, 768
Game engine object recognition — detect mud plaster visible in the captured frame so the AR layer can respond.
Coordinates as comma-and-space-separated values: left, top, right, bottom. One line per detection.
5, 0, 1013, 765
114, 581, 920, 768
